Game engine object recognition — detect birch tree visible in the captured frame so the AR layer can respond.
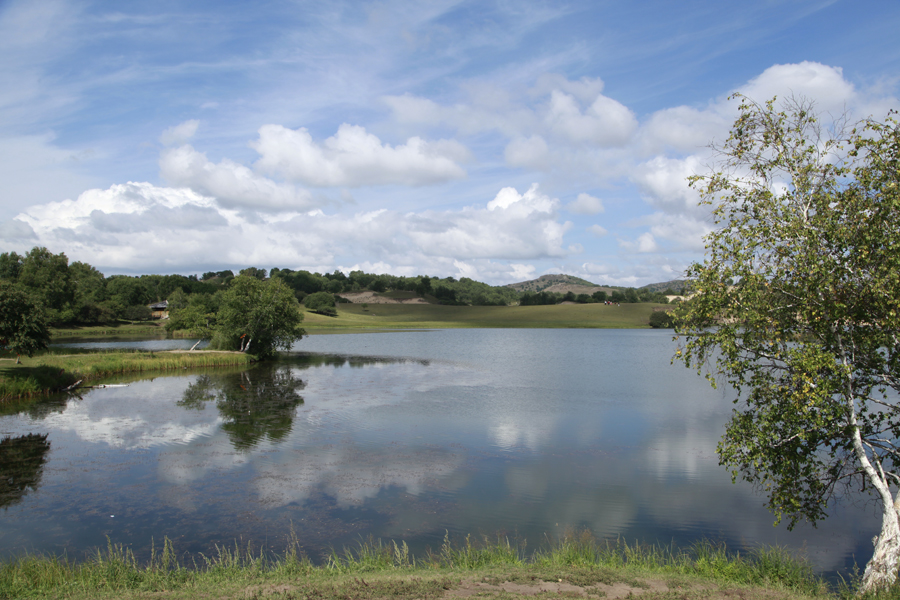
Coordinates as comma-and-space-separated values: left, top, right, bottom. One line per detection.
675, 95, 900, 594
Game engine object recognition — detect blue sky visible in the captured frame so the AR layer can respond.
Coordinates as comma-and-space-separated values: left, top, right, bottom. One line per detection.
1, 0, 897, 285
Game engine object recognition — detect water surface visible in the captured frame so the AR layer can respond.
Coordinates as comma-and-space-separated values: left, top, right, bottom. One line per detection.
0, 329, 879, 576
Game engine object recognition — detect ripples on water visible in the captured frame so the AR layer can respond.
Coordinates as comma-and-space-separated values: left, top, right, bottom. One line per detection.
0, 330, 880, 578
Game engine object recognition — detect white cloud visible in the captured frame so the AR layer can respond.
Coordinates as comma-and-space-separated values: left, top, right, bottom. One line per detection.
530, 74, 606, 104
384, 75, 637, 149
638, 105, 730, 155
411, 184, 570, 259
504, 135, 550, 169
566, 192, 604, 215
633, 155, 705, 216
251, 123, 469, 187
0, 133, 99, 221
739, 62, 856, 113
159, 144, 315, 211
544, 90, 638, 146
8, 181, 575, 275
640, 212, 712, 252
0, 218, 36, 240
619, 231, 659, 254
588, 224, 607, 237
159, 120, 199, 146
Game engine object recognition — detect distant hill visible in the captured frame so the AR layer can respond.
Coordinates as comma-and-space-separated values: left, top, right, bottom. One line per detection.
506, 274, 616, 296
638, 279, 692, 294
507, 274, 692, 297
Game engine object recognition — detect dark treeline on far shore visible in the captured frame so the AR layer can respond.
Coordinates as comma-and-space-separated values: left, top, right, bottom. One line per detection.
0, 247, 678, 328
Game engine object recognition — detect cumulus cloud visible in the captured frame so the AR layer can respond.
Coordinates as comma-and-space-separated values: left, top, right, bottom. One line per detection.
159, 144, 315, 211
252, 123, 469, 187
739, 61, 856, 113
620, 232, 659, 254
0, 133, 99, 221
566, 192, 604, 215
544, 90, 637, 146
504, 135, 550, 169
383, 74, 638, 148
633, 155, 705, 216
638, 105, 729, 155
8, 181, 575, 275
530, 74, 606, 104
410, 183, 570, 259
587, 224, 607, 237
159, 120, 199, 146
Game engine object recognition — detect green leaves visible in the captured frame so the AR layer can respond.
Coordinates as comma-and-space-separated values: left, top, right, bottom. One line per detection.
213, 276, 306, 359
675, 95, 900, 530
0, 282, 51, 359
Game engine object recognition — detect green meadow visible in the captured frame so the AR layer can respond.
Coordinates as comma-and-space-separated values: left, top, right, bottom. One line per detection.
302, 301, 666, 332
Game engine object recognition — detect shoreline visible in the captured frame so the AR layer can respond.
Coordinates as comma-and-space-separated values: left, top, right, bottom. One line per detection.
0, 350, 254, 401
0, 535, 838, 600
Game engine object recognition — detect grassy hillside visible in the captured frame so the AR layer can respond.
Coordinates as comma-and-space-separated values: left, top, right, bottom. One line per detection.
506, 273, 600, 292
303, 302, 663, 331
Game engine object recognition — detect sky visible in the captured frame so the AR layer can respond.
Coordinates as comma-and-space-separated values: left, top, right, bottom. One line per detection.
0, 0, 898, 286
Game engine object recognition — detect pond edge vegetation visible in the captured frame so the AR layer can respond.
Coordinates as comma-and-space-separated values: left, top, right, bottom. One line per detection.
0, 350, 254, 401
0, 531, 885, 600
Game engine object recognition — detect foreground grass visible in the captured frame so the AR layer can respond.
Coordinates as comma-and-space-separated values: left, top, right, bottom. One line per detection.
0, 533, 879, 600
303, 302, 665, 332
0, 351, 253, 400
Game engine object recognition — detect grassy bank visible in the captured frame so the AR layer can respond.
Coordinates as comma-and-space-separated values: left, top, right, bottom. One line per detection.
0, 351, 254, 401
303, 302, 665, 332
50, 321, 170, 338
0, 533, 870, 600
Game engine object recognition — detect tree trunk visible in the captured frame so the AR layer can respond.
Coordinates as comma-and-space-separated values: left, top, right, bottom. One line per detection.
860, 504, 900, 594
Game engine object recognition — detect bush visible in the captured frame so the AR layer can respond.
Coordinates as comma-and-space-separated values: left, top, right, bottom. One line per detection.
304, 291, 337, 316
649, 310, 675, 328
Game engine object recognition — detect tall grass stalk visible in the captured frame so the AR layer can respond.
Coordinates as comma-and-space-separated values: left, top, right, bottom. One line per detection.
0, 531, 841, 598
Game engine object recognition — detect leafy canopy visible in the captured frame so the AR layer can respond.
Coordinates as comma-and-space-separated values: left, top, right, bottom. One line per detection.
674, 94, 900, 522
674, 95, 900, 592
0, 282, 51, 359
212, 275, 305, 359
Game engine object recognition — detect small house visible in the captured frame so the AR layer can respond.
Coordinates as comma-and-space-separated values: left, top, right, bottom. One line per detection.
149, 300, 169, 319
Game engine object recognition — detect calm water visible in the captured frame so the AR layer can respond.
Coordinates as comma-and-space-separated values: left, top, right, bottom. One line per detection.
2, 329, 879, 575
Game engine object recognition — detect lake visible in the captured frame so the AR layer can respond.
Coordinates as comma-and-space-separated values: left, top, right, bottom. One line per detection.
0, 329, 879, 577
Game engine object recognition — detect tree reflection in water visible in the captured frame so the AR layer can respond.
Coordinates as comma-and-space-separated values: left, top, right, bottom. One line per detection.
179, 365, 305, 450
0, 433, 51, 509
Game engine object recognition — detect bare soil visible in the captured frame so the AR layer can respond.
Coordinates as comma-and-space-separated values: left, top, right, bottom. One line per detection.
234, 573, 819, 600
338, 291, 430, 304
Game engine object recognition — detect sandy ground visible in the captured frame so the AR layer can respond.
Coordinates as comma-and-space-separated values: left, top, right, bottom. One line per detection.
338, 291, 430, 304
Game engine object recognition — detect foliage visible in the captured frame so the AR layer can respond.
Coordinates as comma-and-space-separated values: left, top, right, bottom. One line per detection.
16, 247, 76, 325
239, 266, 267, 280
303, 291, 337, 316
675, 94, 900, 593
0, 252, 23, 280
648, 310, 675, 328
0, 282, 51, 360
213, 276, 305, 358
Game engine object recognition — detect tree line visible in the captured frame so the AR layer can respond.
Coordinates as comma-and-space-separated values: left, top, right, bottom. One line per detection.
0, 247, 672, 330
